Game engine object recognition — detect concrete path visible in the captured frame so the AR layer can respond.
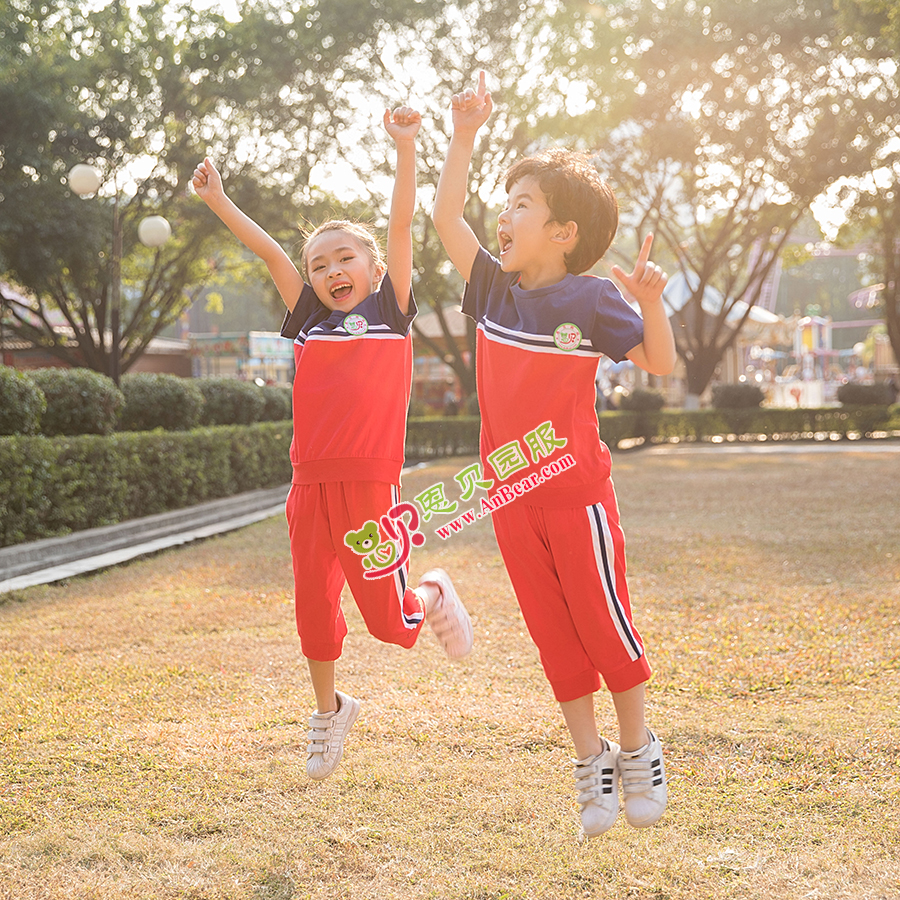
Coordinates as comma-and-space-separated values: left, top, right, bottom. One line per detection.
0, 485, 290, 594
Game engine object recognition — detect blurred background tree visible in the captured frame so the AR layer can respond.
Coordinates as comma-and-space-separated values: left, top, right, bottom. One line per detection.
2, 0, 895, 395
835, 0, 900, 370
351, 0, 890, 403
0, 0, 435, 375
529, 0, 878, 402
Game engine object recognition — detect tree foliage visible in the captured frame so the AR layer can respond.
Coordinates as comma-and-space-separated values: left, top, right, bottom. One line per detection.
341, 0, 567, 398
835, 0, 900, 370
0, 0, 434, 376
351, 0, 887, 400
3, 0, 895, 397
532, 0, 876, 396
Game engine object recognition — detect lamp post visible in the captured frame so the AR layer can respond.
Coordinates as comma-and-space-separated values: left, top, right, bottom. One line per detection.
68, 164, 171, 385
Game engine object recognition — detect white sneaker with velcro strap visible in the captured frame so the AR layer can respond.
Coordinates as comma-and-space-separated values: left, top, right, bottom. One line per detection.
305, 690, 361, 780
574, 739, 620, 838
619, 729, 667, 827
418, 568, 474, 659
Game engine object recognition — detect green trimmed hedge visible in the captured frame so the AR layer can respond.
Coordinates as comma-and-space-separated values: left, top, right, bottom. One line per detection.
119, 373, 205, 432
28, 368, 124, 436
259, 384, 293, 422
711, 383, 765, 409
597, 405, 899, 449
405, 416, 481, 459
619, 387, 666, 412
397, 407, 900, 460
0, 422, 292, 547
837, 382, 896, 406
0, 366, 46, 436
0, 368, 292, 437
2, 408, 898, 548
197, 377, 266, 426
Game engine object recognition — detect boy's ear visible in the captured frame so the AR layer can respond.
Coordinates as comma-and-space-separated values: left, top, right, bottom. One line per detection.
551, 220, 579, 247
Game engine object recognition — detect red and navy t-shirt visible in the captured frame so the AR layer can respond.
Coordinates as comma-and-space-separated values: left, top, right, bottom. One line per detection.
281, 275, 415, 485
462, 249, 644, 508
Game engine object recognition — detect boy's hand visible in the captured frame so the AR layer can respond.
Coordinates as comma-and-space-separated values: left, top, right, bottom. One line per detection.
451, 70, 493, 134
384, 106, 422, 143
191, 157, 223, 202
611, 233, 668, 307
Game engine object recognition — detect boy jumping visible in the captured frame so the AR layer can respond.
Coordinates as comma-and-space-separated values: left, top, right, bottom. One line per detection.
432, 72, 676, 838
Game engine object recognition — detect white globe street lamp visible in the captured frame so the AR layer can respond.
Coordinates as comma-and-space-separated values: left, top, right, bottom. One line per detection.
138, 215, 172, 248
68, 163, 102, 196
69, 163, 172, 385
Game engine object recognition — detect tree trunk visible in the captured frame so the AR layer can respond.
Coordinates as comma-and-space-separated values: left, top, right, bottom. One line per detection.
682, 348, 722, 401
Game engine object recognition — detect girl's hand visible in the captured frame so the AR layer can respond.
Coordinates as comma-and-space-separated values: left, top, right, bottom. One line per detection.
451, 70, 493, 135
384, 106, 422, 144
611, 233, 669, 307
191, 157, 224, 201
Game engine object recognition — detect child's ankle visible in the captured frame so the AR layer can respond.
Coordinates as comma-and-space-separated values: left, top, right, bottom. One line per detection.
417, 582, 441, 616
619, 727, 651, 754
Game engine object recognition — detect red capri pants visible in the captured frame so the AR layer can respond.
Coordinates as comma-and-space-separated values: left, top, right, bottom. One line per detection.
490, 478, 651, 702
285, 481, 425, 661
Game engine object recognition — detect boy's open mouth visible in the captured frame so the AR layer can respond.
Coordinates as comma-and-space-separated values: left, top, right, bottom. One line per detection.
330, 282, 352, 300
499, 232, 512, 254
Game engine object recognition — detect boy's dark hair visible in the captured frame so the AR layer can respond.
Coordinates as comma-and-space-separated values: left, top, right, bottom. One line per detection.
505, 149, 618, 275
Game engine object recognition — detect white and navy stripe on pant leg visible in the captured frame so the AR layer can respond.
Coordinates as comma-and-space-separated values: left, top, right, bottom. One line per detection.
390, 485, 425, 629
586, 503, 644, 661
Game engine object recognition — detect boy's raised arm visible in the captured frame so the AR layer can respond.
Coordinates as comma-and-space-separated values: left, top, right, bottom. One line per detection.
432, 71, 493, 283
383, 106, 421, 316
192, 157, 304, 311
614, 234, 677, 376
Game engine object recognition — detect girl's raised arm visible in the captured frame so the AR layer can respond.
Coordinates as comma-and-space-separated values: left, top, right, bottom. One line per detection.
192, 158, 305, 311
382, 107, 421, 315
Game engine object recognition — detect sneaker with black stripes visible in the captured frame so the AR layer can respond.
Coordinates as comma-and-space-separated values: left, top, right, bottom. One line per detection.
619, 729, 667, 827
574, 739, 620, 838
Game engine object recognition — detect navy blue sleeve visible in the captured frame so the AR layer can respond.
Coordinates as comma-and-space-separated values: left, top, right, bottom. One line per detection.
280, 283, 323, 340
590, 279, 645, 362
373, 273, 417, 336
461, 247, 507, 323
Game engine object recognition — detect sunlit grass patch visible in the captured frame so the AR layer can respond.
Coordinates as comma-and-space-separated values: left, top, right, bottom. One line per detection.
1, 450, 898, 898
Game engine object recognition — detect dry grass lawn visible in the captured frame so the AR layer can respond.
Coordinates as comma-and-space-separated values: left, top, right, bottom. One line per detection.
1, 446, 899, 899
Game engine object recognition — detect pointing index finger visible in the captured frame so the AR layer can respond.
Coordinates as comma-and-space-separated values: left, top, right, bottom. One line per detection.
637, 232, 654, 265
476, 70, 487, 101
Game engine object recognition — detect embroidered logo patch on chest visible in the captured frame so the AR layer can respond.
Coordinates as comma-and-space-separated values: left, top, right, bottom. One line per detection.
553, 322, 582, 351
343, 314, 369, 336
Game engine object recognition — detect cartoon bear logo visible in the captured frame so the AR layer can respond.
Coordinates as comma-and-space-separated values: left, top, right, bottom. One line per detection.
344, 521, 381, 555
343, 314, 369, 336
553, 322, 582, 351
